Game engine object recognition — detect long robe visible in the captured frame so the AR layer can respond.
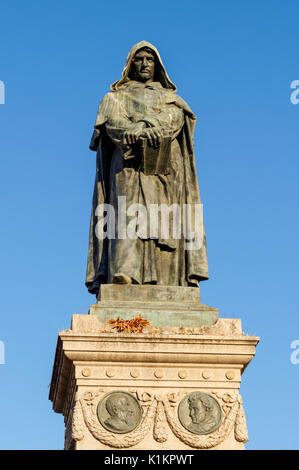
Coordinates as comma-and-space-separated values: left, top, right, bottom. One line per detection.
86, 42, 209, 295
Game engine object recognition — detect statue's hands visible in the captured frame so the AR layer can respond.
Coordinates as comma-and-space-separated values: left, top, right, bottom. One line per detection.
123, 124, 162, 148
123, 122, 146, 145
139, 127, 162, 148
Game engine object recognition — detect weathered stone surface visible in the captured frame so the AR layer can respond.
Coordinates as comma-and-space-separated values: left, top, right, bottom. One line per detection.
49, 312, 259, 450
71, 313, 242, 337
99, 284, 201, 303
91, 284, 218, 328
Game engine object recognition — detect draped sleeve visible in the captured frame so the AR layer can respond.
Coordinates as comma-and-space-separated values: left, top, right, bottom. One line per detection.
89, 92, 134, 151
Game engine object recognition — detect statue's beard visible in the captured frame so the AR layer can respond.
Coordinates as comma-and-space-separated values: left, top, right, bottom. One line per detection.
117, 410, 130, 423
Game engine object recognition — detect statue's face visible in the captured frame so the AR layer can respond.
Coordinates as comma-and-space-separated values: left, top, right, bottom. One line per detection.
113, 398, 133, 423
130, 49, 155, 83
189, 400, 206, 424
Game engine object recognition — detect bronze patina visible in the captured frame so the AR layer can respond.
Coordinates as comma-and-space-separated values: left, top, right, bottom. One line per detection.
178, 391, 222, 435
86, 41, 209, 295
97, 391, 142, 434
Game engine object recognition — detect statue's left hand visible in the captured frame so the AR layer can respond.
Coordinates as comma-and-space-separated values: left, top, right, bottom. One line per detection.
139, 128, 162, 148
123, 122, 146, 145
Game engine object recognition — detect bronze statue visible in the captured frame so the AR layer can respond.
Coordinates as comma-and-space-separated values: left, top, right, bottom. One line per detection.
86, 41, 209, 295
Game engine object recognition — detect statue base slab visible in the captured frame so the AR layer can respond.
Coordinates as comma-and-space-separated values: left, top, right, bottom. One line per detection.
92, 284, 219, 328
49, 288, 259, 450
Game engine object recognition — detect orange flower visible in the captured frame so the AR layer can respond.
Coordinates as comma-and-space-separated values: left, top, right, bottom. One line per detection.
108, 315, 150, 333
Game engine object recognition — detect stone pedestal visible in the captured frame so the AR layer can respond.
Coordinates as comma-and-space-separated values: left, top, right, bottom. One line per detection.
49, 285, 259, 450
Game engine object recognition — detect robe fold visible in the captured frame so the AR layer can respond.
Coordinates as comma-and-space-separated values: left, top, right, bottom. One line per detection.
86, 41, 209, 295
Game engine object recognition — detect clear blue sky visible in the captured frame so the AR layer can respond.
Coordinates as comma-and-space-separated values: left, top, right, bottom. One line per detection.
0, 0, 298, 450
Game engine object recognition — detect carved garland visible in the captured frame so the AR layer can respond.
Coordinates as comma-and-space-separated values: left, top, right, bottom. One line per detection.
71, 390, 248, 449
76, 390, 157, 448
162, 392, 238, 449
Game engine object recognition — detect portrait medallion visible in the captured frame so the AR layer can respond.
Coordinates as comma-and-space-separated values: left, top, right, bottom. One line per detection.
97, 391, 142, 434
178, 391, 222, 435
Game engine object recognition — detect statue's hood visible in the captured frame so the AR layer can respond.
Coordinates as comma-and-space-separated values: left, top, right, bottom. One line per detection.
111, 41, 177, 92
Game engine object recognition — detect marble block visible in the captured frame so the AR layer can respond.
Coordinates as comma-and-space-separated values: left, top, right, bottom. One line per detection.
49, 287, 259, 450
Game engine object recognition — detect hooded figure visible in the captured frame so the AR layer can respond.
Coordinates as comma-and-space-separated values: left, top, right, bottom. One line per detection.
86, 41, 209, 295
